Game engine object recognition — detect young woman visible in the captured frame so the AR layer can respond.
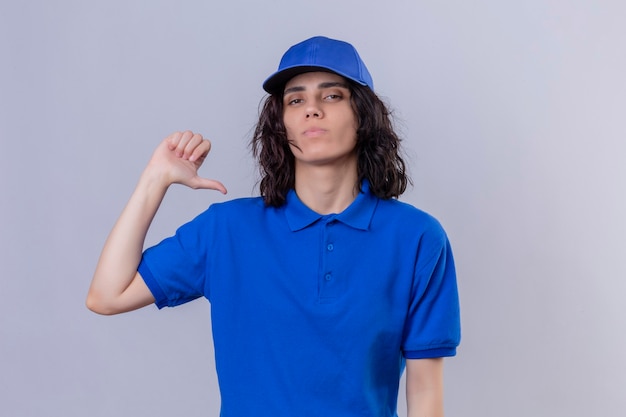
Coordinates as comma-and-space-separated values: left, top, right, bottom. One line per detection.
87, 36, 460, 417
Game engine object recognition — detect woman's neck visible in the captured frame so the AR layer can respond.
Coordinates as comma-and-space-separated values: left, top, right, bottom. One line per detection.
294, 159, 359, 215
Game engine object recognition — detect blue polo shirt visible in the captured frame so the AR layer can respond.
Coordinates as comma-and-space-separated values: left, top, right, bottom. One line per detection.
138, 181, 460, 417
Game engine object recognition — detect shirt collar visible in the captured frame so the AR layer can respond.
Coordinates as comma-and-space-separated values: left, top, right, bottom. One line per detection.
283, 180, 378, 232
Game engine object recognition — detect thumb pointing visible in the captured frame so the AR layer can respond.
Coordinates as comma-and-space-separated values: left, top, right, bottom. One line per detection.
190, 176, 228, 194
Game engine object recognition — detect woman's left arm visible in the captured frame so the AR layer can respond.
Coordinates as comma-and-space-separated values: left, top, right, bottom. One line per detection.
406, 358, 445, 417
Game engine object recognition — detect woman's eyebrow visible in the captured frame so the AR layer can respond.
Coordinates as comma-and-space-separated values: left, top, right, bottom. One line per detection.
317, 81, 349, 90
283, 85, 305, 95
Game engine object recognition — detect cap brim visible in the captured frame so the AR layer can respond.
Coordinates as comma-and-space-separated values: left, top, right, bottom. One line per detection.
262, 65, 367, 95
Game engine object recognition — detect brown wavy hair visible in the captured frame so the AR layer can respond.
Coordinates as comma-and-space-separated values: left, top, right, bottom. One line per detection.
251, 81, 410, 207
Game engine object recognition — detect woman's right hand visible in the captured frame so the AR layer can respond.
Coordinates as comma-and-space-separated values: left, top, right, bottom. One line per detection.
146, 130, 227, 194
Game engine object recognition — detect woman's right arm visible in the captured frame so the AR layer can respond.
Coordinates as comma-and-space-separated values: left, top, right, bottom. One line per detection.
86, 131, 227, 315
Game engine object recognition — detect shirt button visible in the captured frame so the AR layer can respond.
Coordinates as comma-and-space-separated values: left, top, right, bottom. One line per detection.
325, 273, 332, 281
327, 243, 334, 251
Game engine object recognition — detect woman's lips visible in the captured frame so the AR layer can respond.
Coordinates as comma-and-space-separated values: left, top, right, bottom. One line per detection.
303, 127, 327, 137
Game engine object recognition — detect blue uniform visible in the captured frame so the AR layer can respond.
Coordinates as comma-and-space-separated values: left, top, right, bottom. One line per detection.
139, 181, 460, 417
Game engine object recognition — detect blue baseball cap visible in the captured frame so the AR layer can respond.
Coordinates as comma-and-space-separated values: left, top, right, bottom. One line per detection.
262, 36, 374, 94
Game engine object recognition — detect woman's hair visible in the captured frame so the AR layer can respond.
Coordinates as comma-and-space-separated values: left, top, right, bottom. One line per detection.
251, 80, 410, 207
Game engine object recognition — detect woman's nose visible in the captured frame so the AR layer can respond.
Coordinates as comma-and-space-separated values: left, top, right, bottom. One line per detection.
305, 105, 323, 118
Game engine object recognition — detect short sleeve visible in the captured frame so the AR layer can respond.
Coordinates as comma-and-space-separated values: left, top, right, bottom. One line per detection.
402, 230, 461, 359
138, 208, 215, 309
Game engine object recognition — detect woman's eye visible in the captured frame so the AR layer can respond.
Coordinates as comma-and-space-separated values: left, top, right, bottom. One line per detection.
287, 98, 303, 105
325, 94, 342, 101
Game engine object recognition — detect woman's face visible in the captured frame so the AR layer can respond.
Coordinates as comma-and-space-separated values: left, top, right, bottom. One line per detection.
282, 71, 358, 169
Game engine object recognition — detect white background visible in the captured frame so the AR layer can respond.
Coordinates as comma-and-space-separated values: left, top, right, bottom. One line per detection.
1, 1, 625, 416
